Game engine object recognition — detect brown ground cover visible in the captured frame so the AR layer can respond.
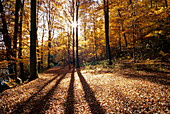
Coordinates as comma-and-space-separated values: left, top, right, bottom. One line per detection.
0, 66, 169, 113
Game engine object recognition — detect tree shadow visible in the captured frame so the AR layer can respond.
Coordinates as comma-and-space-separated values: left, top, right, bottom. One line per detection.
64, 68, 75, 114
12, 69, 68, 113
29, 71, 68, 114
43, 66, 64, 74
77, 68, 105, 114
121, 63, 170, 74
138, 67, 170, 74
27, 67, 65, 100
123, 73, 170, 86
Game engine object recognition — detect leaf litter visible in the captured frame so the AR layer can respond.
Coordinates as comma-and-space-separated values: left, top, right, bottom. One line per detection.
0, 66, 169, 113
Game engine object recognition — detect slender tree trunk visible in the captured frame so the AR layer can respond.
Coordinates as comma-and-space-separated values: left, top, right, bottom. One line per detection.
119, 26, 121, 54
0, 0, 12, 64
41, 17, 45, 70
37, 0, 41, 72
165, 0, 168, 8
93, 13, 97, 61
123, 33, 127, 47
156, 0, 158, 9
151, 0, 152, 8
13, 0, 21, 80
84, 8, 87, 62
72, 0, 75, 67
0, 1, 14, 79
48, 2, 51, 68
118, 9, 128, 48
68, 26, 71, 69
132, 22, 135, 62
104, 0, 112, 65
75, 0, 79, 68
30, 0, 38, 81
19, 0, 25, 81
129, 0, 136, 62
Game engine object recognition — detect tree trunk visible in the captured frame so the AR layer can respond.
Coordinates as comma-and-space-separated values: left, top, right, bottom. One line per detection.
132, 22, 135, 62
118, 9, 128, 48
68, 26, 71, 69
37, 0, 41, 72
19, 0, 25, 81
0, 1, 11, 53
75, 0, 79, 68
41, 16, 45, 71
30, 0, 38, 81
165, 0, 168, 8
13, 0, 21, 80
151, 0, 152, 8
0, 1, 15, 80
93, 13, 97, 61
119, 26, 121, 54
104, 0, 112, 65
123, 33, 127, 47
129, 0, 136, 62
72, 0, 75, 67
48, 2, 51, 68
0, 1, 12, 71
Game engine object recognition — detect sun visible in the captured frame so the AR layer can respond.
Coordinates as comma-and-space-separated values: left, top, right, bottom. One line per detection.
72, 22, 77, 27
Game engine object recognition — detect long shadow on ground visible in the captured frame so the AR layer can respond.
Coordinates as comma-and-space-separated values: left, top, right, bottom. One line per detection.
77, 68, 105, 114
11, 68, 68, 113
28, 71, 68, 114
43, 67, 64, 74
64, 68, 75, 114
123, 73, 170, 86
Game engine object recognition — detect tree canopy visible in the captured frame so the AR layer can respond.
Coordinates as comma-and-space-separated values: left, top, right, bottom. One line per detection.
0, 0, 169, 84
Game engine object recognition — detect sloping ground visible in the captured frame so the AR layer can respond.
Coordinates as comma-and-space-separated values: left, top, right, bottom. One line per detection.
0, 66, 169, 113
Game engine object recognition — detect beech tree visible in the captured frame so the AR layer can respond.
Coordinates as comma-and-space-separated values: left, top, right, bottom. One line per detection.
30, 0, 38, 81
13, 0, 21, 80
19, 0, 25, 81
104, 0, 112, 65
75, 0, 80, 68
0, 0, 169, 85
72, 0, 75, 67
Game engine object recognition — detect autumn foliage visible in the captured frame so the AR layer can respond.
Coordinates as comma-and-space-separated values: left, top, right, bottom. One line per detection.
0, 0, 169, 89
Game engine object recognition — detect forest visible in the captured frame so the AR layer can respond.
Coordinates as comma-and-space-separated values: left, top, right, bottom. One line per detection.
0, 0, 169, 113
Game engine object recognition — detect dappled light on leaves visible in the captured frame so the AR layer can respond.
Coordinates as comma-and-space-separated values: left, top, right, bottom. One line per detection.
0, 0, 169, 113
0, 66, 169, 113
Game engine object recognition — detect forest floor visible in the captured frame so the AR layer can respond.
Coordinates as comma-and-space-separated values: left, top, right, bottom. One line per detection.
0, 64, 170, 114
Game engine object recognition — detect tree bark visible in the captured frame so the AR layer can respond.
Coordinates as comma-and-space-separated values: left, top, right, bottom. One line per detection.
30, 0, 38, 81
165, 0, 168, 8
151, 0, 152, 8
0, 1, 12, 60
119, 26, 121, 54
13, 0, 21, 80
123, 33, 127, 47
104, 0, 112, 65
118, 9, 128, 48
72, 0, 75, 67
19, 0, 25, 81
41, 16, 45, 71
75, 0, 79, 68
0, 0, 15, 80
68, 26, 71, 69
48, 1, 51, 68
132, 22, 135, 62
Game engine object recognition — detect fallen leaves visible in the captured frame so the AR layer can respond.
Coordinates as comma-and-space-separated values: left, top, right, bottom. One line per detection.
0, 66, 169, 113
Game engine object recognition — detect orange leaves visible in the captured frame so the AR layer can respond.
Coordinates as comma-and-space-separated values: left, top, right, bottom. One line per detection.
1, 65, 170, 113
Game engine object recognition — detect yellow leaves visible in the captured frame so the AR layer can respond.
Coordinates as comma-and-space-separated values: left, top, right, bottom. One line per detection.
1, 66, 170, 113
159, 51, 168, 57
52, 2, 62, 9
127, 56, 131, 59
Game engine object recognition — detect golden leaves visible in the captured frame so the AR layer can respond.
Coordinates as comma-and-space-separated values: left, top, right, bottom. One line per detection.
0, 66, 170, 113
